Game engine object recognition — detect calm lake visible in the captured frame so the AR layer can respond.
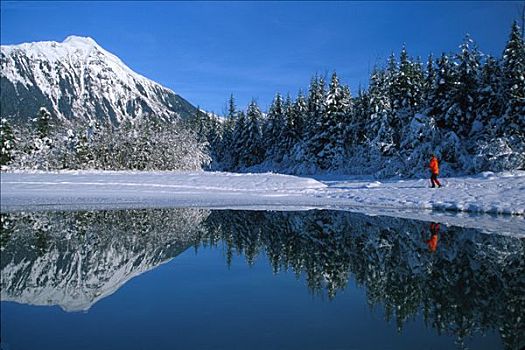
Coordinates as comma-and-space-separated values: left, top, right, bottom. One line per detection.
1, 208, 523, 350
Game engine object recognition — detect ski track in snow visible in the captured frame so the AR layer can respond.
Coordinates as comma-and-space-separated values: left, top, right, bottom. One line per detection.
1, 170, 524, 235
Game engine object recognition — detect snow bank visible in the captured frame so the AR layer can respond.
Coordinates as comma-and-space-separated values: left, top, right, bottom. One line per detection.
1, 170, 523, 234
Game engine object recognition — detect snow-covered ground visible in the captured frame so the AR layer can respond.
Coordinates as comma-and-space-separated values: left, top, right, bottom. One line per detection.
1, 170, 524, 235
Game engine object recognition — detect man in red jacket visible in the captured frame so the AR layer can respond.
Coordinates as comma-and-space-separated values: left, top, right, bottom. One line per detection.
429, 154, 442, 188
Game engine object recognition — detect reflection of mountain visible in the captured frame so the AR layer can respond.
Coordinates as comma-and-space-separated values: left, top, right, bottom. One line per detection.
0, 209, 208, 311
1, 209, 523, 349
197, 210, 525, 350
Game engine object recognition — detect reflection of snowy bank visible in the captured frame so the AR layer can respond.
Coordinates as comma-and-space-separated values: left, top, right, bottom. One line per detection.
199, 210, 525, 350
3, 208, 522, 348
1, 170, 524, 234
0, 209, 208, 311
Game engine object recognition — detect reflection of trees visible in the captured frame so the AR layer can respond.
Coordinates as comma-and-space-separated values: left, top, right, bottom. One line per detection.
1, 208, 523, 349
1, 209, 209, 311
197, 210, 525, 350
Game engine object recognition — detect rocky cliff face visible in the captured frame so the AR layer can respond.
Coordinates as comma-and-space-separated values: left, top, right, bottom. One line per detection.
1, 36, 197, 125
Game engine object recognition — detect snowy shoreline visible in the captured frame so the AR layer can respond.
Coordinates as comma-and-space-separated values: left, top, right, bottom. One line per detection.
1, 170, 524, 235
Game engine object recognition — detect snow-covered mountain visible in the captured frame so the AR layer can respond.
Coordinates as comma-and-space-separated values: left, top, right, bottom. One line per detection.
0, 35, 197, 124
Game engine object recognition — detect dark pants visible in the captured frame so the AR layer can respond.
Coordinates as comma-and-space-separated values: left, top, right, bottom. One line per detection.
431, 173, 441, 188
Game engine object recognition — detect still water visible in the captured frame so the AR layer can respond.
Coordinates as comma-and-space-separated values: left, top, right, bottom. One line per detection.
1, 209, 523, 350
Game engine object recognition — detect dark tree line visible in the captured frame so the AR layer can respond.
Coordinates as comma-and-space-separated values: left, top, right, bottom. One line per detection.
190, 22, 524, 177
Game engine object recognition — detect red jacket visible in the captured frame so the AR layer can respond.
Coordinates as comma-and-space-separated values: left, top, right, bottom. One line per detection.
427, 234, 438, 252
429, 157, 439, 175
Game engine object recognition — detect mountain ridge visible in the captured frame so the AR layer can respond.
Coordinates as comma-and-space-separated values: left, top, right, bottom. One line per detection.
1, 35, 197, 125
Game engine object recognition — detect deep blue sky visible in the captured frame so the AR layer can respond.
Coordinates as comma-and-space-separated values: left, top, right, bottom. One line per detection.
1, 1, 521, 114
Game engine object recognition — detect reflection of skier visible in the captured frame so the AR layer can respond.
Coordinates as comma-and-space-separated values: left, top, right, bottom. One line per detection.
429, 154, 442, 188
425, 222, 440, 252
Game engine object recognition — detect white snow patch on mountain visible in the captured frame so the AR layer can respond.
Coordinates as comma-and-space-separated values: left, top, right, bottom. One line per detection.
1, 35, 196, 123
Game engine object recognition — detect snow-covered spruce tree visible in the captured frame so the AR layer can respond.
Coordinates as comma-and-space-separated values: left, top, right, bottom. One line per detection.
286, 90, 309, 166
35, 107, 52, 140
302, 75, 327, 171
243, 100, 264, 167
393, 47, 416, 111
324, 73, 351, 169
410, 56, 425, 111
500, 21, 525, 137
386, 52, 398, 107
390, 47, 424, 147
205, 116, 224, 170
430, 53, 455, 128
447, 35, 481, 137
217, 94, 238, 171
347, 86, 369, 150
231, 110, 247, 169
87, 121, 114, 169
0, 118, 16, 167
219, 115, 235, 171
474, 56, 504, 138
341, 84, 354, 135
262, 93, 285, 163
11, 107, 58, 170
422, 53, 436, 111
136, 118, 160, 170
367, 67, 395, 157
277, 94, 297, 163
385, 50, 404, 148
74, 130, 93, 168
58, 128, 80, 169
291, 90, 308, 145
471, 23, 525, 172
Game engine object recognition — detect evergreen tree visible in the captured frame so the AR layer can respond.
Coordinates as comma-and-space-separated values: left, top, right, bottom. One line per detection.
341, 84, 354, 150
278, 94, 296, 161
323, 73, 350, 168
500, 21, 525, 136
263, 93, 285, 161
35, 107, 52, 140
475, 56, 503, 136
392, 46, 424, 113
431, 53, 455, 128
423, 54, 436, 110
348, 87, 369, 147
292, 90, 308, 142
236, 100, 263, 168
219, 94, 238, 170
447, 34, 481, 136
0, 118, 16, 166
410, 56, 425, 110
232, 110, 247, 169
367, 67, 395, 155
305, 75, 328, 168
75, 131, 92, 167
228, 94, 237, 120
394, 47, 410, 110
386, 52, 398, 105
29, 107, 55, 169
